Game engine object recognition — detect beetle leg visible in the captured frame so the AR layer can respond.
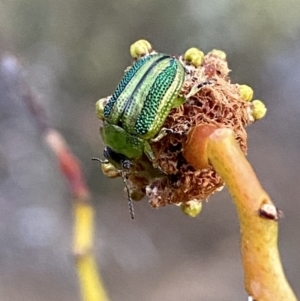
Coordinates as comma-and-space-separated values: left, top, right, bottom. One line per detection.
186, 79, 216, 98
150, 127, 174, 142
144, 141, 155, 162
172, 96, 185, 108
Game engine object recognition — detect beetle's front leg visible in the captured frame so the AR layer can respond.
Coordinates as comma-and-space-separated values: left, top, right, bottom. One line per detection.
186, 79, 216, 98
144, 141, 155, 162
172, 95, 185, 108
143, 141, 165, 172
150, 128, 175, 142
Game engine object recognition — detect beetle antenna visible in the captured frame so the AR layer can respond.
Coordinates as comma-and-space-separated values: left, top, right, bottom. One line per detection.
186, 79, 217, 98
93, 157, 135, 219
121, 171, 135, 219
91, 157, 108, 163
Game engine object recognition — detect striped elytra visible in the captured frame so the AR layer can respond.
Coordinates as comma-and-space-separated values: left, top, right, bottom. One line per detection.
103, 53, 185, 140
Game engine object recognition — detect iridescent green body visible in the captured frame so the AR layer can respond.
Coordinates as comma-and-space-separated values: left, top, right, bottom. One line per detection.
101, 53, 185, 160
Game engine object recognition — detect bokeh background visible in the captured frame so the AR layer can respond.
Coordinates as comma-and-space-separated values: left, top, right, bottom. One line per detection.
1, 1, 300, 300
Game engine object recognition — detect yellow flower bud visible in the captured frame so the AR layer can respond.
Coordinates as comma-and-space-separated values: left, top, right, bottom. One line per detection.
101, 162, 120, 178
130, 39, 152, 59
181, 200, 203, 217
210, 49, 227, 60
238, 84, 254, 102
95, 98, 107, 120
252, 100, 267, 120
184, 47, 204, 67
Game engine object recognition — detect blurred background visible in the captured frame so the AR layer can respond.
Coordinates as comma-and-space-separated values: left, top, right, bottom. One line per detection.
0, 1, 300, 300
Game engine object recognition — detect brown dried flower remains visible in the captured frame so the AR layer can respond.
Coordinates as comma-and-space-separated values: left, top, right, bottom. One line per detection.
127, 50, 254, 208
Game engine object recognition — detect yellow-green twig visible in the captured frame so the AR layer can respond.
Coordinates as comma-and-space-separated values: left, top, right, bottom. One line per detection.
73, 200, 110, 301
45, 131, 110, 301
207, 128, 297, 301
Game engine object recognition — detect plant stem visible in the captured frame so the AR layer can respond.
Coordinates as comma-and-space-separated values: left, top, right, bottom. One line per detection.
45, 130, 111, 301
207, 128, 297, 301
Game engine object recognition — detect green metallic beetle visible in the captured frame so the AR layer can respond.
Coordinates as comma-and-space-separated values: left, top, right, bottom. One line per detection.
96, 52, 186, 165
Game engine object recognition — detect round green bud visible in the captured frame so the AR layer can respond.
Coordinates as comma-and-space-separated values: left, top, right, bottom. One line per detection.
252, 100, 267, 120
210, 49, 227, 60
95, 98, 107, 120
181, 200, 203, 217
184, 47, 204, 67
130, 39, 152, 59
238, 84, 254, 102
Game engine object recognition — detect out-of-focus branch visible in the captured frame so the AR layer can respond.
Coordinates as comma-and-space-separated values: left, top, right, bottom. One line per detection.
3, 54, 110, 301
45, 131, 110, 301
